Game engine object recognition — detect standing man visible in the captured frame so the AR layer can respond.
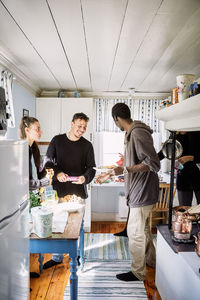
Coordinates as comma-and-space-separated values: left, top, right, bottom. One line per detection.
43, 112, 96, 269
97, 103, 160, 281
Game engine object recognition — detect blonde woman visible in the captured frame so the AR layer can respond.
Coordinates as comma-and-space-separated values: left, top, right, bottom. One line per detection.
19, 116, 49, 282
19, 116, 48, 189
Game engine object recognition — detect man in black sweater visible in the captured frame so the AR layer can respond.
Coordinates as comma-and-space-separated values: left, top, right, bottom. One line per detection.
43, 112, 96, 269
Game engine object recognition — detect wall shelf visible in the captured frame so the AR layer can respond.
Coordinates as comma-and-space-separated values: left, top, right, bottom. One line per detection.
156, 94, 200, 131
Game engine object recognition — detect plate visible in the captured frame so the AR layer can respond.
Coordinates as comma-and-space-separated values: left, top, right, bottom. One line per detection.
59, 202, 83, 213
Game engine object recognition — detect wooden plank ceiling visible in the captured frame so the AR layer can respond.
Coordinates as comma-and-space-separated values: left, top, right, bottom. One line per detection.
0, 0, 200, 94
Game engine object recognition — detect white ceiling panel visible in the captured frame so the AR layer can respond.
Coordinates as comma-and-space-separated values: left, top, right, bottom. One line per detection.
108, 0, 162, 91
122, 0, 200, 91
0, 0, 200, 94
158, 39, 200, 92
0, 2, 60, 89
82, 0, 128, 91
1, 0, 76, 89
48, 0, 91, 91
140, 9, 200, 91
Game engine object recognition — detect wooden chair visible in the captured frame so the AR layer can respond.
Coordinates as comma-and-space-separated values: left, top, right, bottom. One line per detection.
149, 183, 176, 230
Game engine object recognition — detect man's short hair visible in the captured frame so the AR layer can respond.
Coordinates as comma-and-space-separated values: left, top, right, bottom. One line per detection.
112, 103, 131, 119
72, 112, 89, 122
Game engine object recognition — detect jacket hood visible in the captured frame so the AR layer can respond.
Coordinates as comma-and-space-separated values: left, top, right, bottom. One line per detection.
126, 120, 153, 141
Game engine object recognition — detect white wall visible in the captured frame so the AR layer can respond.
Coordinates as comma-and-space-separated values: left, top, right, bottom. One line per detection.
6, 82, 36, 139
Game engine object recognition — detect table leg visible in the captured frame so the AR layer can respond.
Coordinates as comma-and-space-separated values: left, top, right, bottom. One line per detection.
38, 253, 44, 273
69, 248, 78, 300
79, 218, 85, 270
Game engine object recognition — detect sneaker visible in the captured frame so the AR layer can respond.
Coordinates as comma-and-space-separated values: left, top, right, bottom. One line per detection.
114, 229, 128, 237
116, 271, 140, 281
30, 272, 40, 278
43, 259, 62, 269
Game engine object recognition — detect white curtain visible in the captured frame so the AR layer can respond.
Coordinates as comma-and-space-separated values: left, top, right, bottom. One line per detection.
95, 98, 162, 133
95, 97, 170, 172
1, 70, 15, 128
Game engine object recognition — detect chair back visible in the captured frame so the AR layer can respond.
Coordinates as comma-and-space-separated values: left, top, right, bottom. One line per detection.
154, 183, 175, 209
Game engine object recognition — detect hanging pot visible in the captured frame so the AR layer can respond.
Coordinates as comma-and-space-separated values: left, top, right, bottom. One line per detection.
172, 206, 192, 240
161, 139, 183, 160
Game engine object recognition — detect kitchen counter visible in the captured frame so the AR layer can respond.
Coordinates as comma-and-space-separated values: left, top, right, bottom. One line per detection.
156, 225, 200, 300
157, 224, 198, 253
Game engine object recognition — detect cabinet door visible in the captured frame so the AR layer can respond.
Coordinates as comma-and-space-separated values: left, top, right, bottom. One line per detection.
61, 98, 94, 142
36, 98, 61, 142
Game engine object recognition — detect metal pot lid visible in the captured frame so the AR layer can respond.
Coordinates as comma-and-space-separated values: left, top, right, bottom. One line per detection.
161, 139, 183, 160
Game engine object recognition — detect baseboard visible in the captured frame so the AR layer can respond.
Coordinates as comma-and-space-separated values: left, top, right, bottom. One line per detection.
91, 212, 127, 222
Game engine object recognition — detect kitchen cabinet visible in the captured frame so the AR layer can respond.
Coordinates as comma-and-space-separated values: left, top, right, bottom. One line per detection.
36, 98, 61, 142
36, 97, 94, 142
36, 97, 94, 232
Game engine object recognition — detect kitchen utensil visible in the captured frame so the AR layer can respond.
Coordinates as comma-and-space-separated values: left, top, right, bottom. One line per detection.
176, 74, 195, 101
172, 206, 192, 240
161, 139, 183, 160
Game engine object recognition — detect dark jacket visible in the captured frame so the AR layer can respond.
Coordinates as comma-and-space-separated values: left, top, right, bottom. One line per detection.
124, 121, 160, 208
176, 132, 200, 191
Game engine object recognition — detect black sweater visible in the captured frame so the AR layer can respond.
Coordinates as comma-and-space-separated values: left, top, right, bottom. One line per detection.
175, 132, 200, 191
45, 134, 96, 198
29, 144, 47, 190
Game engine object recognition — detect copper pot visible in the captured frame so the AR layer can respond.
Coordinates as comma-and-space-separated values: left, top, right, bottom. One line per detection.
172, 207, 192, 239
194, 232, 200, 256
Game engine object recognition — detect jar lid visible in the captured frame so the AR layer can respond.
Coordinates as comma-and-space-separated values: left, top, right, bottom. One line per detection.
31, 206, 53, 217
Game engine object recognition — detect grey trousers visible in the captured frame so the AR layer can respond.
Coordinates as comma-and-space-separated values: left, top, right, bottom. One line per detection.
178, 190, 200, 206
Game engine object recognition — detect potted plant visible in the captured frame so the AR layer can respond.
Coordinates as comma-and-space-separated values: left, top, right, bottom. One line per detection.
29, 191, 41, 221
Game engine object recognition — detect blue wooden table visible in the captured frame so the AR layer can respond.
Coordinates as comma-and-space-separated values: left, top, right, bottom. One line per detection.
30, 206, 85, 300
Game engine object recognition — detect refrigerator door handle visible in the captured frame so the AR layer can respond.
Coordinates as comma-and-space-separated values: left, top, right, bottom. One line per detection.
0, 210, 20, 234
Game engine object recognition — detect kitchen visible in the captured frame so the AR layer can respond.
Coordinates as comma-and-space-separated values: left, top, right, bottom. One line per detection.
0, 0, 200, 299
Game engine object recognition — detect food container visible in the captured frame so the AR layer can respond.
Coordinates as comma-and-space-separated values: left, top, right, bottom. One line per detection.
172, 207, 192, 240
31, 207, 53, 238
171, 88, 178, 104
176, 74, 195, 102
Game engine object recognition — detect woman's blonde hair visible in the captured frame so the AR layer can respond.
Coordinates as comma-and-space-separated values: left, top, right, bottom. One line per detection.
19, 116, 39, 139
19, 116, 40, 167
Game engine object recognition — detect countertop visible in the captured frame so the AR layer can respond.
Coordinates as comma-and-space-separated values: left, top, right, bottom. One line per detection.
157, 224, 199, 254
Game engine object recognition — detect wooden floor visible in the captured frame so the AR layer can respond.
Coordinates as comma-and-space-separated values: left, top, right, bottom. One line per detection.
30, 221, 161, 300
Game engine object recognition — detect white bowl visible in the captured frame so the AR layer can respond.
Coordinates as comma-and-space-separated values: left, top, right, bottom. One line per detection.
59, 202, 83, 213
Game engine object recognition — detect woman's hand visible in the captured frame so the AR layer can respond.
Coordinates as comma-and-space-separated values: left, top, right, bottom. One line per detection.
72, 176, 86, 184
178, 155, 194, 165
57, 172, 68, 182
96, 171, 114, 184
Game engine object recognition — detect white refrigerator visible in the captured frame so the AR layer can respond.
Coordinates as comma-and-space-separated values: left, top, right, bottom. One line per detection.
0, 140, 29, 300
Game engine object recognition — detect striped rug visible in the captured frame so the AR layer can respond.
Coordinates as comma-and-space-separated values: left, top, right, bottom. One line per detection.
84, 233, 132, 260
64, 233, 147, 299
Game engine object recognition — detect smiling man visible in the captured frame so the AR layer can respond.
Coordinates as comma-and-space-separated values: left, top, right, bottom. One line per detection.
43, 112, 96, 269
